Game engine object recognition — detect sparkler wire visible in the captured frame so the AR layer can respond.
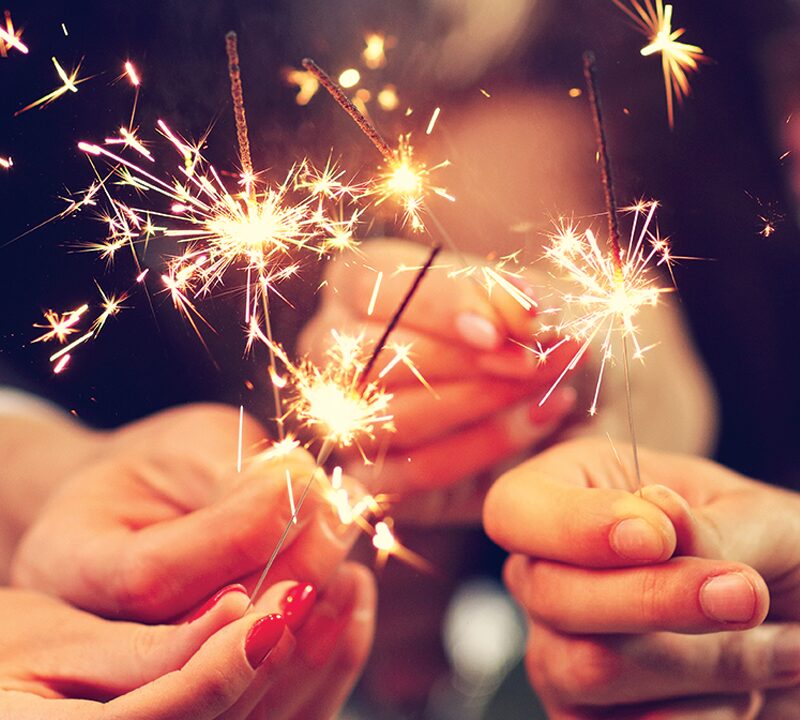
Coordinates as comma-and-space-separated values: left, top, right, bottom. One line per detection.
225, 32, 254, 180
225, 31, 288, 447
583, 51, 642, 492
302, 58, 395, 163
249, 244, 441, 603
582, 52, 623, 270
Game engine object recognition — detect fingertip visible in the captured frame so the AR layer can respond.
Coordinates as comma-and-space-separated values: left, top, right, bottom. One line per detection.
699, 569, 770, 628
607, 492, 678, 564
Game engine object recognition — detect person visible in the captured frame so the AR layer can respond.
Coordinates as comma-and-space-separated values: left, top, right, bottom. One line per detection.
484, 437, 800, 718
0, 389, 376, 718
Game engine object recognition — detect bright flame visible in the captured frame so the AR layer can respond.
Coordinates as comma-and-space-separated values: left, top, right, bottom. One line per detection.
536, 200, 673, 414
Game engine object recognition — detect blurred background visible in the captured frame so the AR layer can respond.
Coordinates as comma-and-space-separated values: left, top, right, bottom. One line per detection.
1, 1, 800, 717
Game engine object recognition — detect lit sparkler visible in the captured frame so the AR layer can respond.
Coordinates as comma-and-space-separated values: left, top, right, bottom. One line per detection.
302, 57, 453, 232
535, 54, 675, 490
248, 245, 440, 600
612, 0, 706, 128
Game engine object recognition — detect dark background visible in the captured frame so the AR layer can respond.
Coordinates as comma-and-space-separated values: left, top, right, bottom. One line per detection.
1, 0, 799, 490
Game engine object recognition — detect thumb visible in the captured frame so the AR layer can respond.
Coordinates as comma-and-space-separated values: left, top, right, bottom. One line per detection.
105, 610, 288, 720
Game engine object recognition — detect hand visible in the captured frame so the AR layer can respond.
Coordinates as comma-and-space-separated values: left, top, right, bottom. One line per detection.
11, 403, 361, 622
299, 238, 579, 518
0, 563, 375, 720
484, 438, 800, 719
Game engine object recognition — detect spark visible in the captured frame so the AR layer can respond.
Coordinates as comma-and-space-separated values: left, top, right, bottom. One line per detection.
284, 68, 319, 106
367, 271, 383, 316
61, 22, 68, 36
338, 68, 361, 88
538, 200, 672, 415
16, 57, 88, 116
377, 85, 399, 111
363, 33, 389, 69
613, 0, 706, 128
124, 60, 141, 86
33, 304, 89, 344
0, 11, 27, 55
264, 330, 395, 451
0, 156, 12, 169
426, 107, 441, 135
302, 57, 453, 232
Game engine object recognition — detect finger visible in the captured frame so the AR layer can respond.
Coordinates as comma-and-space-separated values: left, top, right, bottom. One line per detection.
239, 507, 360, 597
385, 378, 549, 451
104, 611, 289, 720
505, 555, 769, 634
231, 563, 376, 720
362, 395, 573, 494
484, 468, 678, 567
38, 584, 252, 700
327, 240, 529, 350
83, 460, 333, 620
110, 403, 269, 480
551, 693, 763, 720
303, 309, 538, 384
526, 621, 800, 709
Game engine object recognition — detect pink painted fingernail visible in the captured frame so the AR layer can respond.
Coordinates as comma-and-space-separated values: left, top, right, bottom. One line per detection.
700, 574, 757, 623
455, 312, 501, 351
609, 518, 667, 561
245, 614, 286, 668
280, 583, 317, 633
186, 584, 248, 623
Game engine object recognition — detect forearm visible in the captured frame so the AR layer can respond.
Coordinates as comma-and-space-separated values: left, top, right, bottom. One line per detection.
0, 390, 103, 581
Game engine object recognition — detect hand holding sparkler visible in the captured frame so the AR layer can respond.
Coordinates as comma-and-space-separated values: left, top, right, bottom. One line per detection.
484, 438, 800, 718
299, 238, 580, 519
9, 403, 363, 622
0, 568, 374, 720
0, 586, 283, 719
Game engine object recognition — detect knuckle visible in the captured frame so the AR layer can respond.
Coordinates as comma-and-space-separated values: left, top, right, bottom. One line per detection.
533, 633, 621, 705
194, 665, 239, 712
115, 546, 171, 618
638, 568, 669, 626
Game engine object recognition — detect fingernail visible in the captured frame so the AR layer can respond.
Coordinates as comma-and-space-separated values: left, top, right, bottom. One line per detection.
186, 584, 248, 623
280, 583, 317, 632
245, 614, 286, 668
455, 312, 501, 351
609, 518, 667, 561
700, 573, 757, 623
772, 628, 800, 677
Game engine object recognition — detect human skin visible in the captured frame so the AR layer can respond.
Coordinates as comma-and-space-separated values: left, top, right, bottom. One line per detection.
5, 401, 361, 620
0, 561, 375, 720
484, 438, 800, 719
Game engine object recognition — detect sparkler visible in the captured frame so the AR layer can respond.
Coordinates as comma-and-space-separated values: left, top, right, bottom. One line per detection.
302, 57, 453, 232
612, 0, 706, 128
248, 245, 440, 601
536, 53, 674, 490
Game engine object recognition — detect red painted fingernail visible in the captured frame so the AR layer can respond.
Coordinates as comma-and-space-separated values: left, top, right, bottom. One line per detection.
280, 583, 317, 632
186, 584, 247, 623
245, 614, 286, 668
